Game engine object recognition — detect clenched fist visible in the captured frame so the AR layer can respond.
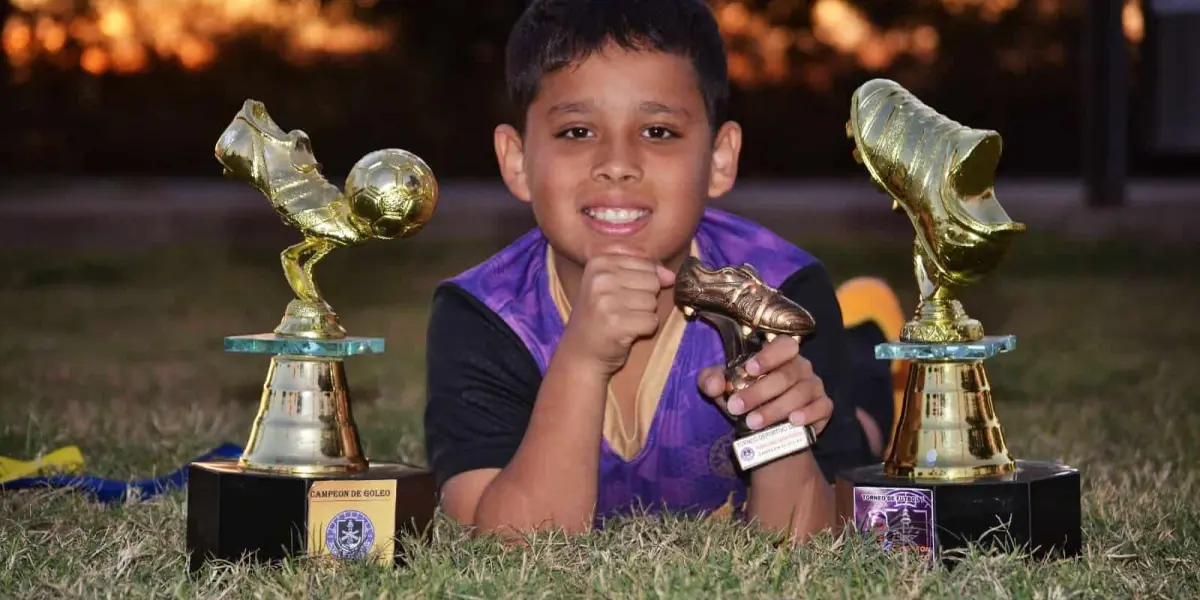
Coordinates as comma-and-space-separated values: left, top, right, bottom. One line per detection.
559, 253, 676, 376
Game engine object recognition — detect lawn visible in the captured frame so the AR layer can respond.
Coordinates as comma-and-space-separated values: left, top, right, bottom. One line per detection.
0, 231, 1197, 598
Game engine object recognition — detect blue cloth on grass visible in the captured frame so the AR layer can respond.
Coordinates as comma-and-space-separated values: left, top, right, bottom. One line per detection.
0, 443, 243, 504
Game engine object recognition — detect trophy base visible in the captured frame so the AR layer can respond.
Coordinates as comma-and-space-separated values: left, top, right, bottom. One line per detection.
185, 459, 436, 573
834, 459, 1081, 565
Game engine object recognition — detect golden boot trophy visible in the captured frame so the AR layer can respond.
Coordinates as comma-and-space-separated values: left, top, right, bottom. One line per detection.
834, 79, 1081, 564
186, 100, 438, 572
674, 257, 819, 470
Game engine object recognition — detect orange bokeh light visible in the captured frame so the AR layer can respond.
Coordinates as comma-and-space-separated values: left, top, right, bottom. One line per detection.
3, 0, 392, 78
2, 0, 1147, 87
713, 0, 1144, 87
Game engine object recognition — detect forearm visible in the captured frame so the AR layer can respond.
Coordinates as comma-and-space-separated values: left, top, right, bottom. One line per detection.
473, 343, 607, 536
746, 452, 836, 542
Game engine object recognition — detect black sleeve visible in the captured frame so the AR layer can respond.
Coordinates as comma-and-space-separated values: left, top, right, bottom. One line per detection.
422, 283, 542, 490
778, 262, 875, 482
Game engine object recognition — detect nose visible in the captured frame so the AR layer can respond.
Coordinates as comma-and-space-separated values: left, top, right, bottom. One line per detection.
590, 137, 643, 183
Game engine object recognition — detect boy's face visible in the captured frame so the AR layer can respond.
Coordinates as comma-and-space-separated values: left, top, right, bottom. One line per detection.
494, 43, 742, 272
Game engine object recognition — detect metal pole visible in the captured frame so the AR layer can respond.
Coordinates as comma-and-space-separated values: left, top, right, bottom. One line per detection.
1082, 0, 1129, 208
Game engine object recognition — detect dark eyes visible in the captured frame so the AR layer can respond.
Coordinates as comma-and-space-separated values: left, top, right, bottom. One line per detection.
559, 127, 592, 139
555, 126, 679, 140
643, 126, 675, 139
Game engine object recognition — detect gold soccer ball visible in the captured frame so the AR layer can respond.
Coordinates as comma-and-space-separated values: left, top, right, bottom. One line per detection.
345, 148, 438, 239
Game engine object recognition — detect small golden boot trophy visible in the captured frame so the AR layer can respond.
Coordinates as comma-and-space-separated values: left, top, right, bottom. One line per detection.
674, 257, 819, 470
186, 100, 438, 572
834, 79, 1081, 564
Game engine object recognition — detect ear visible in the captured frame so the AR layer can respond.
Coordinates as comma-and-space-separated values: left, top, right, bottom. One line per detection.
494, 124, 531, 203
707, 121, 742, 199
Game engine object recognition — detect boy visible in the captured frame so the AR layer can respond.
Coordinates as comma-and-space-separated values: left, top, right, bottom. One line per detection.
422, 0, 904, 542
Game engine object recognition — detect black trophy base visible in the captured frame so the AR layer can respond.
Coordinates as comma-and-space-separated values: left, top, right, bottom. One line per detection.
185, 459, 437, 573
835, 459, 1081, 565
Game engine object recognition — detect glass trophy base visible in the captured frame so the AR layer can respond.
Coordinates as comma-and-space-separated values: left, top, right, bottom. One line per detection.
875, 335, 1016, 361
185, 460, 436, 573
834, 460, 1082, 565
225, 334, 385, 357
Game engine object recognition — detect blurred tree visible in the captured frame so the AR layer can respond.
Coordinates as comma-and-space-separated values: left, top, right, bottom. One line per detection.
0, 0, 1191, 179
718, 0, 1087, 176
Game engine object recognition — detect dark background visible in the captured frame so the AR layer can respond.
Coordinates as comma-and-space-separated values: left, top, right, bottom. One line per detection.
0, 0, 1196, 180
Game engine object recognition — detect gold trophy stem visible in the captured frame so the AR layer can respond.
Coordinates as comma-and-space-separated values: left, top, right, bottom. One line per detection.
901, 294, 985, 343
238, 355, 368, 476
900, 244, 986, 343
275, 299, 348, 339
884, 359, 1015, 479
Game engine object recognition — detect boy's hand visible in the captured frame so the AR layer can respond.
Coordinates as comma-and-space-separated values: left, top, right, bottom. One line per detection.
697, 335, 832, 435
560, 252, 676, 376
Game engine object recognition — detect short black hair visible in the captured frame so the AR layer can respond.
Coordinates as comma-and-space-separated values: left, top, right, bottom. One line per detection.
505, 0, 730, 131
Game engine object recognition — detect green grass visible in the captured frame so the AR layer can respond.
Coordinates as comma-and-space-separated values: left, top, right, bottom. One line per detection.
1, 233, 1198, 598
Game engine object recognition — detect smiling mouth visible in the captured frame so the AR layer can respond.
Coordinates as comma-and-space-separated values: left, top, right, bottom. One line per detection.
582, 207, 651, 224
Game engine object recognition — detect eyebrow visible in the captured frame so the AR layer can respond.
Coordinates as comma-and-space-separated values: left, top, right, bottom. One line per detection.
547, 101, 593, 116
545, 100, 692, 119
639, 101, 690, 118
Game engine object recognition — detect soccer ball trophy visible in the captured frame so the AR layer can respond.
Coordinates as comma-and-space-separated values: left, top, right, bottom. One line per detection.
185, 100, 439, 571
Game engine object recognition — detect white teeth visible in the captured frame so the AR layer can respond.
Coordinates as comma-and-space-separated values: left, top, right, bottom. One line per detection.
584, 207, 649, 223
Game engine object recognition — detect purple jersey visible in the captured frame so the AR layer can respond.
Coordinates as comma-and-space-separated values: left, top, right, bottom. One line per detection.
447, 208, 819, 523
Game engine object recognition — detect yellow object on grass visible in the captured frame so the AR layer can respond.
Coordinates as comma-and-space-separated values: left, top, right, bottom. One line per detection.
835, 276, 907, 434
0, 446, 86, 484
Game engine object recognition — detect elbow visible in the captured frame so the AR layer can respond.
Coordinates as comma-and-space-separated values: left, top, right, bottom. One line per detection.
468, 517, 593, 545
471, 510, 596, 540
468, 479, 515, 536
469, 502, 529, 541
796, 508, 839, 543
785, 488, 839, 545
470, 482, 595, 540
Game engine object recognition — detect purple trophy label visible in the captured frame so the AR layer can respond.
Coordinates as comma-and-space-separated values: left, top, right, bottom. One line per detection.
852, 486, 936, 561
